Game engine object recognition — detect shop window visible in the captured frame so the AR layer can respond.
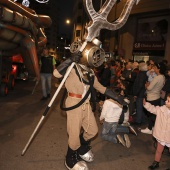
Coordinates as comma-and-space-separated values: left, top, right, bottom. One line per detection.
76, 30, 81, 37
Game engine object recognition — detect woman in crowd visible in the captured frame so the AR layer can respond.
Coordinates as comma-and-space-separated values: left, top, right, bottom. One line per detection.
141, 63, 165, 134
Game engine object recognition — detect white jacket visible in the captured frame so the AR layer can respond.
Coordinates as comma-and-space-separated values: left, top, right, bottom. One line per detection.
100, 99, 129, 123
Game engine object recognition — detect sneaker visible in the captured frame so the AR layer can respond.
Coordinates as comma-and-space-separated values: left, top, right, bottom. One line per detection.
129, 126, 138, 136
124, 134, 131, 148
40, 96, 47, 100
141, 127, 152, 134
116, 134, 126, 147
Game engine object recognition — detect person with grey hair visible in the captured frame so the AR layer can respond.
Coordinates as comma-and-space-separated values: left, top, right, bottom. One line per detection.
132, 62, 148, 126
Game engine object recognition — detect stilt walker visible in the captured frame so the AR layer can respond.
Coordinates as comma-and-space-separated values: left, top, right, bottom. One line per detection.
22, 0, 141, 170
54, 1, 141, 169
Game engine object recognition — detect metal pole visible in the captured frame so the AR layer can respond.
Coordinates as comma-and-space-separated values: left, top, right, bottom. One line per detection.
21, 62, 75, 156
31, 80, 39, 95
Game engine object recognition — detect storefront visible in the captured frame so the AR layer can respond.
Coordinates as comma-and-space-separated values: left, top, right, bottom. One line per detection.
133, 16, 168, 62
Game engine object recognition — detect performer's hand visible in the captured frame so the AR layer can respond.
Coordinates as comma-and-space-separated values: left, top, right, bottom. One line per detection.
118, 95, 128, 106
104, 88, 128, 106
71, 53, 82, 63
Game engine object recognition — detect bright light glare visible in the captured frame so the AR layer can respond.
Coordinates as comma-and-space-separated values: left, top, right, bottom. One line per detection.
66, 20, 70, 24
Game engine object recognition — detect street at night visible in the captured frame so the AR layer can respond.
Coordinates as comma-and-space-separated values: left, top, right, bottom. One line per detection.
0, 0, 170, 170
0, 79, 170, 170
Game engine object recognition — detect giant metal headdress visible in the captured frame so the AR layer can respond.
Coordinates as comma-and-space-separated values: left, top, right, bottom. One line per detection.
70, 0, 140, 67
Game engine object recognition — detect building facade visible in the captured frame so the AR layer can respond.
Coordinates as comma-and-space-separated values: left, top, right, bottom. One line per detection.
72, 0, 170, 63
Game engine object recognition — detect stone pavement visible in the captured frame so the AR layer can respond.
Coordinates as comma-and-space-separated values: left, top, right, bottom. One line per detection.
0, 78, 170, 170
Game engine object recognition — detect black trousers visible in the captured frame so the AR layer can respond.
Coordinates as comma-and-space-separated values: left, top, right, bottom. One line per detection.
146, 98, 161, 130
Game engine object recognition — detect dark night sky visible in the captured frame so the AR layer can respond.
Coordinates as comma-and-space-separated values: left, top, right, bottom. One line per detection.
58, 0, 74, 37
15, 0, 74, 38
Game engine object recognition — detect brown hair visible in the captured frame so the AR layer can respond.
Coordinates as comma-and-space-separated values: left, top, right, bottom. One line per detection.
167, 93, 170, 98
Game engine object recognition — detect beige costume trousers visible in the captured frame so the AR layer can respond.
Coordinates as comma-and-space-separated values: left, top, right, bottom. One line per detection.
57, 67, 106, 151
66, 97, 98, 150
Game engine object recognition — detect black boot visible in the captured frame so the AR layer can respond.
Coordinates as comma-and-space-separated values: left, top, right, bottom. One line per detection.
148, 161, 159, 169
65, 146, 82, 169
79, 133, 91, 155
78, 133, 94, 162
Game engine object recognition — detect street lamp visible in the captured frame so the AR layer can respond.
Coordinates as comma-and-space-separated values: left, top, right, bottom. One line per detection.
66, 19, 70, 24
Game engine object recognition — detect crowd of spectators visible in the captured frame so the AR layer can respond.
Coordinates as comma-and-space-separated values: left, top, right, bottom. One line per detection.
95, 58, 169, 124
94, 57, 170, 169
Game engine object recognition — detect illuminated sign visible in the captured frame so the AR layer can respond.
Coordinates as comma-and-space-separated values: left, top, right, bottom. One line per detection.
14, 0, 49, 7
134, 41, 166, 50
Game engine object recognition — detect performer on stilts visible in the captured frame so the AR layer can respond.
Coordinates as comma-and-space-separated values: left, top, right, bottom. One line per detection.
53, 50, 128, 169
53, 0, 141, 168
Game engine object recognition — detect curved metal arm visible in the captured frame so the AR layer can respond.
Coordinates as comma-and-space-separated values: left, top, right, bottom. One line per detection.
83, 0, 140, 42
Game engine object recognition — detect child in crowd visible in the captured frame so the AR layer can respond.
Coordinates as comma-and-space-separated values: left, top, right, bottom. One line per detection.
99, 94, 137, 148
143, 94, 170, 170
147, 62, 157, 82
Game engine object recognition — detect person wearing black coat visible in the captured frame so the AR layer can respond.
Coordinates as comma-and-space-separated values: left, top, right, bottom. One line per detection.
125, 62, 139, 115
132, 62, 148, 125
